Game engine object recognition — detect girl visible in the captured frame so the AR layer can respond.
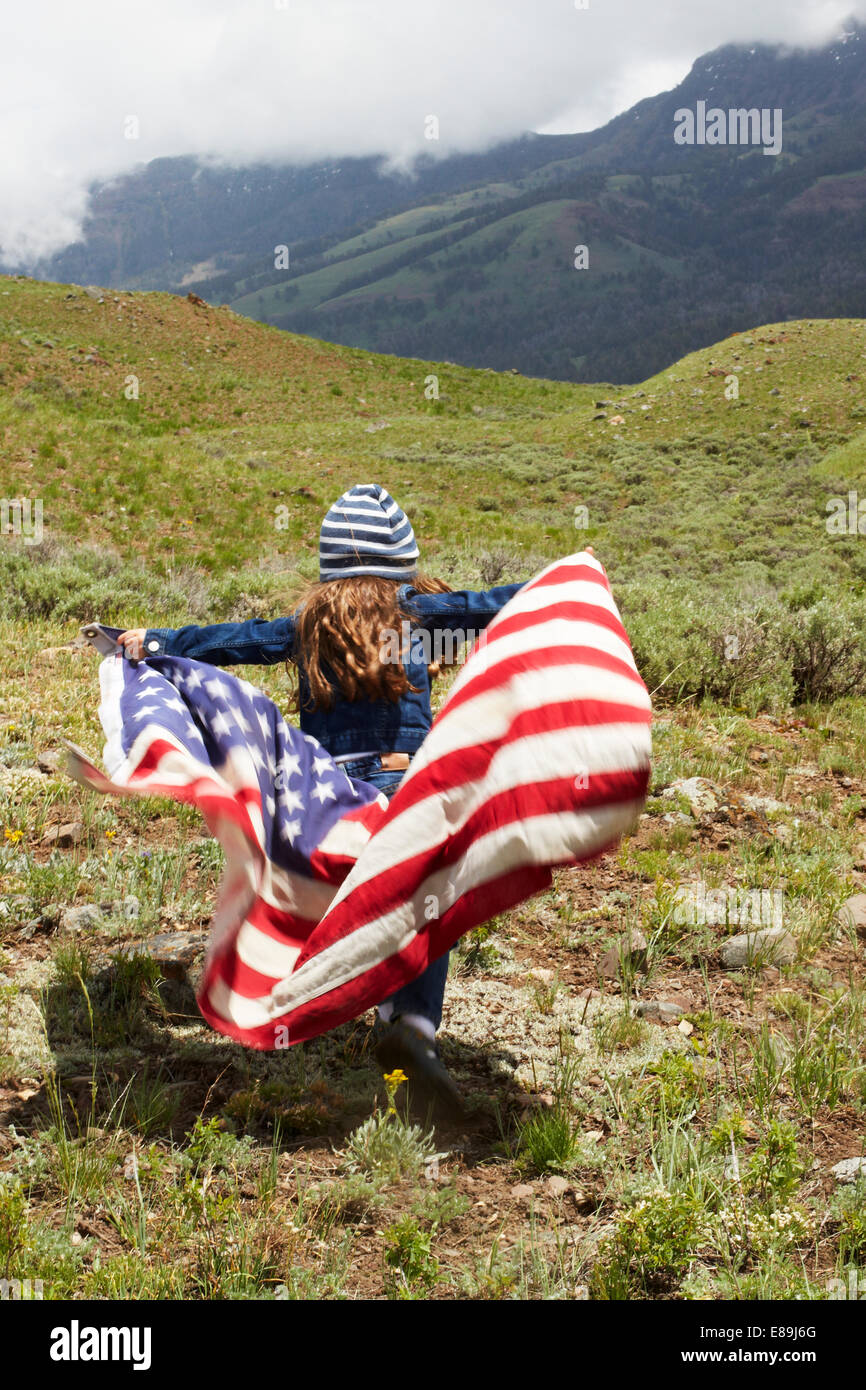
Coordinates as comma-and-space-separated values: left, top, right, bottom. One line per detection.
119, 483, 524, 1114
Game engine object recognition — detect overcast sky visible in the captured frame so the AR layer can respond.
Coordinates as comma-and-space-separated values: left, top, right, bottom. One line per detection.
2, 0, 864, 266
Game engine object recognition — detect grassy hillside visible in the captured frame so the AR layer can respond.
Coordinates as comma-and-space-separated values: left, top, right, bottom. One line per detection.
1, 275, 865, 564
2, 275, 866, 698
1, 277, 865, 1301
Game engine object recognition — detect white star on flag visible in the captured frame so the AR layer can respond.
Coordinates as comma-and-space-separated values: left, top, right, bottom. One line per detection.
228, 705, 253, 734
279, 817, 302, 844
312, 780, 337, 804
280, 753, 302, 780
205, 678, 232, 702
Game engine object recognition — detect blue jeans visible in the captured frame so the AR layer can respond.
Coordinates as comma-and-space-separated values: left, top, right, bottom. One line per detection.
340, 755, 449, 1030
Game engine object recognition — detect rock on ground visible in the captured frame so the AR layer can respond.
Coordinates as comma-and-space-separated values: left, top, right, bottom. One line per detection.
741, 794, 788, 816
60, 898, 141, 932
42, 821, 85, 848
721, 927, 797, 969
117, 931, 209, 981
60, 904, 105, 932
838, 894, 866, 935
831, 1157, 866, 1185
636, 999, 684, 1023
600, 930, 648, 979
36, 749, 64, 775
660, 777, 721, 819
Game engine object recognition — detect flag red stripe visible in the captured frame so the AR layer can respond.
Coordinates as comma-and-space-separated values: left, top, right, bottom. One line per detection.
441, 644, 647, 724
294, 764, 649, 962
381, 697, 650, 817
479, 602, 632, 658
524, 562, 611, 593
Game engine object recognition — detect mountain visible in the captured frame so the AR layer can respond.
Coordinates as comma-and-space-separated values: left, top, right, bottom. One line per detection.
24, 24, 866, 382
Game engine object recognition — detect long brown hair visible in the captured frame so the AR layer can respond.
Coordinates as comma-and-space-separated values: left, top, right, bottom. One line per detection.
291, 574, 452, 711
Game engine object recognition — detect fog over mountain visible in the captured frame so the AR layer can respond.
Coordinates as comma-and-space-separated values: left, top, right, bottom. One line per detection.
22, 22, 866, 382
3, 0, 866, 265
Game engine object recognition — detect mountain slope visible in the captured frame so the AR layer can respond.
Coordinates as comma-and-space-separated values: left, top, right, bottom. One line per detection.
22, 27, 866, 382
18, 28, 866, 386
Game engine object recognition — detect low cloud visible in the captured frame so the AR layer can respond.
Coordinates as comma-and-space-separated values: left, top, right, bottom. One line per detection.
2, 0, 864, 266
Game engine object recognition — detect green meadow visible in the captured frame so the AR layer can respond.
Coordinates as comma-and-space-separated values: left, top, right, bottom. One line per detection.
0, 275, 864, 1300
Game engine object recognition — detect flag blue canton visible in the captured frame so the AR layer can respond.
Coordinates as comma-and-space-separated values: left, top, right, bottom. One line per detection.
118, 656, 380, 870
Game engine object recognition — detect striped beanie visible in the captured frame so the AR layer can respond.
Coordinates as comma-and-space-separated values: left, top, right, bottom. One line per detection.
319, 483, 419, 582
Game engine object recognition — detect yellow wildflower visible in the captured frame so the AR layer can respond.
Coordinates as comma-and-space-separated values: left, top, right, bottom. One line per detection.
383, 1067, 408, 1117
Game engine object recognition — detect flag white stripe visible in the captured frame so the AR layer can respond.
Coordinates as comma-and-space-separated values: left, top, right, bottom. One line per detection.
234, 920, 303, 979
315, 809, 383, 857
455, 616, 641, 694
309, 719, 650, 900
246, 860, 339, 917
264, 799, 644, 1016
520, 550, 602, 587
487, 576, 620, 629
402, 664, 650, 774
206, 976, 275, 1030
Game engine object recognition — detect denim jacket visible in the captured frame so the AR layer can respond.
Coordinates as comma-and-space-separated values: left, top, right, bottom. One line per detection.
143, 580, 524, 758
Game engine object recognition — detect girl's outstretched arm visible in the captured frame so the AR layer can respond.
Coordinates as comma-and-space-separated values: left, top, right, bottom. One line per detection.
118, 617, 295, 666
404, 580, 525, 633
406, 550, 596, 635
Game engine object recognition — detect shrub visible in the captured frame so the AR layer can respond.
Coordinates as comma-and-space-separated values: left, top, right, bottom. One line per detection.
621, 580, 866, 711
0, 537, 212, 624
743, 1121, 805, 1206
342, 1112, 442, 1184
383, 1217, 440, 1299
834, 1186, 866, 1265
590, 1188, 703, 1298
781, 597, 866, 703
0, 536, 296, 627
0, 1177, 28, 1281
518, 1106, 578, 1174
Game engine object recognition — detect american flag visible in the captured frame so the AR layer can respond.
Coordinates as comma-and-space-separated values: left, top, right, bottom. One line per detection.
68, 552, 652, 1049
